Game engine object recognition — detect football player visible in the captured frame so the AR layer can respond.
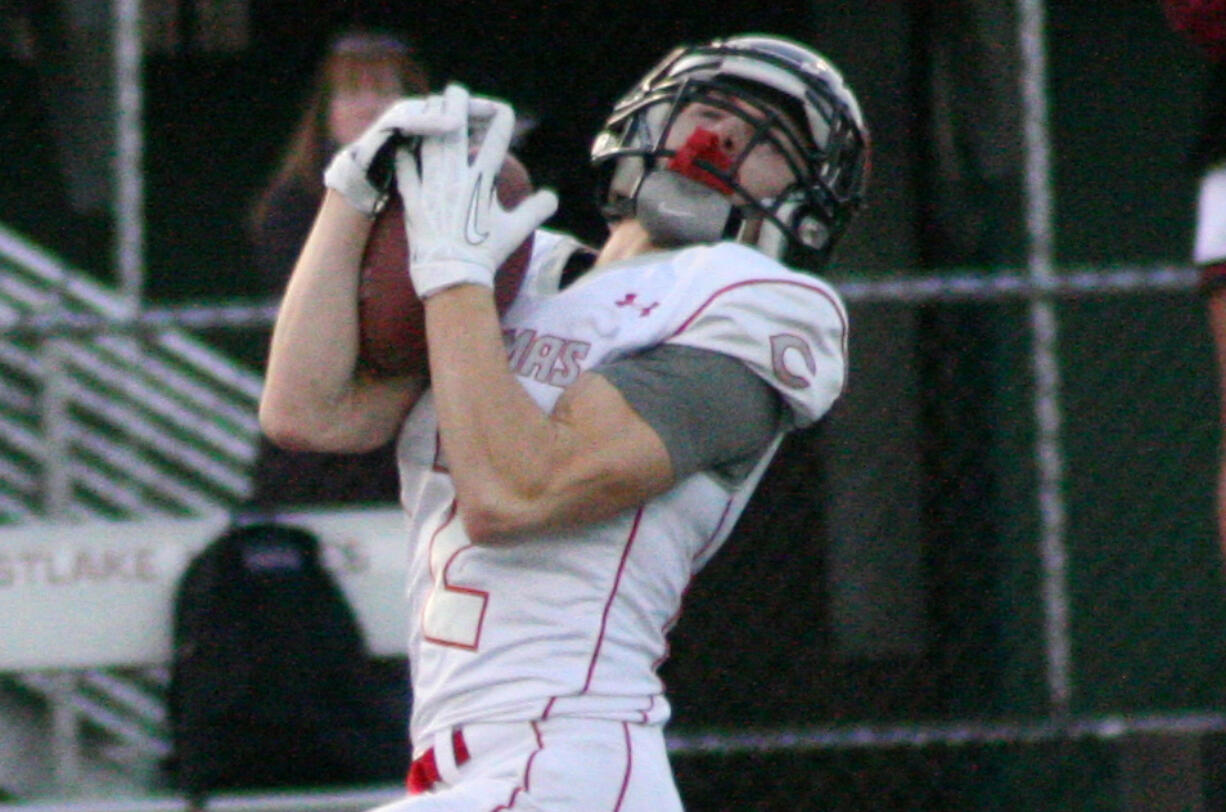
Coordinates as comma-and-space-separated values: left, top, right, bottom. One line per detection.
261, 34, 868, 811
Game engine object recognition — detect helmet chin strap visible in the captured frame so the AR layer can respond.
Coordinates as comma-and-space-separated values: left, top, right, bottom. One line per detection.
634, 169, 733, 246
633, 127, 737, 247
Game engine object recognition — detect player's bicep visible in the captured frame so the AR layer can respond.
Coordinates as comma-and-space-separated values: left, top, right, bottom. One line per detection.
544, 372, 676, 519
595, 344, 781, 483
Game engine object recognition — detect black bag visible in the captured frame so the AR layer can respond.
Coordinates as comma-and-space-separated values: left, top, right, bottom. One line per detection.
165, 521, 408, 798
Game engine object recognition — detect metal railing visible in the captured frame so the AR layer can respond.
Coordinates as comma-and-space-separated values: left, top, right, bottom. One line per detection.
0, 223, 265, 796
0, 223, 263, 522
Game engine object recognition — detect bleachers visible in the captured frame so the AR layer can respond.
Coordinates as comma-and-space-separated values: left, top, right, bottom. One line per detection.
0, 222, 264, 522
0, 223, 277, 802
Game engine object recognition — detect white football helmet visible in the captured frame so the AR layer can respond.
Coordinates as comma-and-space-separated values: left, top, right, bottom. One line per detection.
591, 34, 869, 268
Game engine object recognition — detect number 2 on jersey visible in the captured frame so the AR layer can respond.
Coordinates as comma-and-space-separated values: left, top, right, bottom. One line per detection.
421, 503, 488, 650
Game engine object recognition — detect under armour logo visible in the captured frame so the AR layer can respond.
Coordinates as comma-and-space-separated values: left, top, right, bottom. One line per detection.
615, 292, 659, 318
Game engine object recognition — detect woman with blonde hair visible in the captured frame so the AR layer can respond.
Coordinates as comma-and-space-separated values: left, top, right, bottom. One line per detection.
248, 28, 429, 508
250, 29, 429, 292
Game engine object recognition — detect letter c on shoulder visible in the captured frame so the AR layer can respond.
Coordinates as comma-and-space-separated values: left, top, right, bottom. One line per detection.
770, 333, 815, 389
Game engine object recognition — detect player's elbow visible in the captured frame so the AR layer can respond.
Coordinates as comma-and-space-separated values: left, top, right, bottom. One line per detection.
258, 398, 365, 453
455, 495, 538, 545
259, 400, 323, 452
455, 478, 650, 545
453, 476, 575, 544
454, 454, 676, 543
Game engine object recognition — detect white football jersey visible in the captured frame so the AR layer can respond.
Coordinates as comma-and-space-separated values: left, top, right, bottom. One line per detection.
395, 229, 849, 750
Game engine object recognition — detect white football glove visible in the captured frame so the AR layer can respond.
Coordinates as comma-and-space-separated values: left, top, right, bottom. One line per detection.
394, 85, 558, 299
323, 91, 474, 216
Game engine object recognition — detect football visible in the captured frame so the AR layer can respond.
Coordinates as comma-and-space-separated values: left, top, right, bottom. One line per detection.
357, 154, 536, 378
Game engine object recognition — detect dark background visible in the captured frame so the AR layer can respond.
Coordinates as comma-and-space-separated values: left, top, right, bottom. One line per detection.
6, 1, 1204, 290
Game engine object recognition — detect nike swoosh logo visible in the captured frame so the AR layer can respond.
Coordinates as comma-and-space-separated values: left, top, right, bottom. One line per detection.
655, 202, 695, 218
465, 175, 490, 245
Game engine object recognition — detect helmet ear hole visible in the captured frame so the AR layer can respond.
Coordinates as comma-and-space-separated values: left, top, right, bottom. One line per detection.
753, 200, 828, 264
797, 216, 829, 252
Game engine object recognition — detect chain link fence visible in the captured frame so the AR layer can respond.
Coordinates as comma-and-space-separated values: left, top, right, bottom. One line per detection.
658, 268, 1223, 810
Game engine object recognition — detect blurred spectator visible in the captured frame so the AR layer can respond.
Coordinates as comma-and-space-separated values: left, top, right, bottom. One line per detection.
246, 28, 430, 508
248, 28, 429, 293
1164, 0, 1226, 553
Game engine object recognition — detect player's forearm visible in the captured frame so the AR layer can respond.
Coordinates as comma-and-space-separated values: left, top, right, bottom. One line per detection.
424, 285, 669, 540
422, 285, 560, 532
261, 192, 422, 451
